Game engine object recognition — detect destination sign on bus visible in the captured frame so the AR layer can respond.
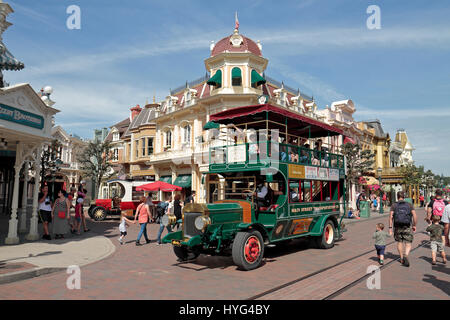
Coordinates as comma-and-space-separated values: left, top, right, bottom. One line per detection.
289, 164, 340, 181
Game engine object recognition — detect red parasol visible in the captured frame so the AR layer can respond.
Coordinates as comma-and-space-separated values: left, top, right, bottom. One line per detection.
135, 181, 181, 192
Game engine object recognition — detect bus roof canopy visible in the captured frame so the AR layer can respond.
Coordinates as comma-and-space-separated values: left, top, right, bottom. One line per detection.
209, 104, 344, 138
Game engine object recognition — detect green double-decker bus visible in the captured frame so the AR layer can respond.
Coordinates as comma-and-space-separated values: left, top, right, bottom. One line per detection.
162, 103, 347, 270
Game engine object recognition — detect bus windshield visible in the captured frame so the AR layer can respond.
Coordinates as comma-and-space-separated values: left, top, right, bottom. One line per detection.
212, 176, 256, 203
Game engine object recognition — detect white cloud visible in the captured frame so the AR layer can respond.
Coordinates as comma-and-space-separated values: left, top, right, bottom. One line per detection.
257, 26, 450, 51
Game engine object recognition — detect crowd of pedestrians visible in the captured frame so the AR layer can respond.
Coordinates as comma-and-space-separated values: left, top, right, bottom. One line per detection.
38, 182, 90, 240
116, 191, 196, 246
370, 189, 449, 267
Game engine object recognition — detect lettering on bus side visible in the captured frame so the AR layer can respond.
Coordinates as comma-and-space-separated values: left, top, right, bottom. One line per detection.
291, 203, 339, 214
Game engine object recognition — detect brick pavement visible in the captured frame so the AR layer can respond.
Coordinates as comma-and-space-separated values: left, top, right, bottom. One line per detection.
0, 208, 447, 300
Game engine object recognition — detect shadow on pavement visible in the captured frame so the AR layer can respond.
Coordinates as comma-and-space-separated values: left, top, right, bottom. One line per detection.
173, 254, 236, 271
0, 250, 62, 264
423, 274, 450, 296
369, 252, 399, 262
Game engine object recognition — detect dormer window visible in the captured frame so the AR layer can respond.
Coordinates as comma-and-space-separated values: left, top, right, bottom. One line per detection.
231, 67, 242, 86
113, 131, 119, 141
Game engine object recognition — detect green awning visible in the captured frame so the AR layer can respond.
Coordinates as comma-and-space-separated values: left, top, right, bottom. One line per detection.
173, 174, 192, 188
207, 70, 222, 86
160, 176, 172, 184
251, 70, 266, 86
203, 121, 220, 130
231, 67, 242, 79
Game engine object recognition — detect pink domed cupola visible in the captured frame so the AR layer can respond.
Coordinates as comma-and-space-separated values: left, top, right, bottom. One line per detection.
211, 29, 262, 57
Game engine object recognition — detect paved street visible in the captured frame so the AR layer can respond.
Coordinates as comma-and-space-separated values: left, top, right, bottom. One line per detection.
0, 208, 448, 299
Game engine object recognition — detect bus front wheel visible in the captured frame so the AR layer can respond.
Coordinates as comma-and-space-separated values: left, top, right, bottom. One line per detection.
232, 230, 264, 271
173, 246, 200, 262
315, 220, 336, 249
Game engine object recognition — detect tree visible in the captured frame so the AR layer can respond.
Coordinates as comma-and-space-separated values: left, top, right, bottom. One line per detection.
400, 164, 421, 199
340, 142, 375, 203
77, 140, 114, 199
40, 139, 62, 188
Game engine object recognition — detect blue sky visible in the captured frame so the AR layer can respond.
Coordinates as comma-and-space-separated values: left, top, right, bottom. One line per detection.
4, 0, 450, 175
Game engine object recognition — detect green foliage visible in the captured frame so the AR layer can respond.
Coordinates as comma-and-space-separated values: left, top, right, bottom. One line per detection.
400, 164, 421, 187
77, 140, 113, 199
340, 142, 375, 185
40, 139, 62, 187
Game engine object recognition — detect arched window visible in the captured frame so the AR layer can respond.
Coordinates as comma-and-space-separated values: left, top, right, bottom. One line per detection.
231, 67, 242, 86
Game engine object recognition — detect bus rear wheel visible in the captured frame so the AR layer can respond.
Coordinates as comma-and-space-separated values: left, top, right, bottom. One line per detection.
315, 220, 336, 249
232, 230, 264, 271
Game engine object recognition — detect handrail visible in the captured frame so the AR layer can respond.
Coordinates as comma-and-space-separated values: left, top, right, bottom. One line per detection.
210, 141, 344, 169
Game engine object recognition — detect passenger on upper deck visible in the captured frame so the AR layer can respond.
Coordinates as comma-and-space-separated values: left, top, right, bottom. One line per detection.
288, 138, 299, 163
312, 139, 328, 166
300, 143, 310, 164
227, 124, 245, 144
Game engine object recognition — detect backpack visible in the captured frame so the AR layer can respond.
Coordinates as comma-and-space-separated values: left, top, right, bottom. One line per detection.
432, 199, 446, 217
393, 201, 412, 226
156, 201, 168, 217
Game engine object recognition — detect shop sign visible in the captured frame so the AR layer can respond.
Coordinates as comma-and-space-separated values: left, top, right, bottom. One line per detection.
0, 103, 44, 129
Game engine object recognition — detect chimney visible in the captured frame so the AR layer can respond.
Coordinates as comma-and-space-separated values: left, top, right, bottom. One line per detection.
130, 104, 142, 121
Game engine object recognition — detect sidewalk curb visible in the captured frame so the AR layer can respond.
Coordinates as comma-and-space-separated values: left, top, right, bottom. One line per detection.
0, 267, 66, 285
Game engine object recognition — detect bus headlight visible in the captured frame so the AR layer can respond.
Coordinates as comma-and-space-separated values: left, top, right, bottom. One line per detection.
161, 214, 177, 227
194, 216, 211, 231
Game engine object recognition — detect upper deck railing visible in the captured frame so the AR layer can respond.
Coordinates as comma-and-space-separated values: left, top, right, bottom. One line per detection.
209, 141, 345, 172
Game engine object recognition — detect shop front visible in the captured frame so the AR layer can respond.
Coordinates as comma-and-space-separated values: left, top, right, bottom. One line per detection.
0, 84, 58, 244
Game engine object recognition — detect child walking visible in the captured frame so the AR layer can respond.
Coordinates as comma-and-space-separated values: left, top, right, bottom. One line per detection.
373, 223, 390, 265
426, 215, 447, 265
72, 191, 85, 234
118, 212, 135, 245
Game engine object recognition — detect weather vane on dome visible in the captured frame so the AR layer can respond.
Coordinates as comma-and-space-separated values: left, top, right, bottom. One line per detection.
235, 11, 239, 32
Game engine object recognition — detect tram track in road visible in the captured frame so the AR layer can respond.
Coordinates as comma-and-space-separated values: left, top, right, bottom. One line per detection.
323, 238, 430, 300
248, 229, 429, 300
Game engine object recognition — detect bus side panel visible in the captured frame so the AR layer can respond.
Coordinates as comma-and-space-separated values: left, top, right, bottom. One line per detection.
308, 213, 339, 236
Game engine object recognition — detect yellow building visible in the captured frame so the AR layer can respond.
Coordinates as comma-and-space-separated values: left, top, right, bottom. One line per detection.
356, 120, 390, 172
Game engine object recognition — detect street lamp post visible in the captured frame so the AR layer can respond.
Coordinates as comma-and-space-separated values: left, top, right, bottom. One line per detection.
377, 167, 384, 214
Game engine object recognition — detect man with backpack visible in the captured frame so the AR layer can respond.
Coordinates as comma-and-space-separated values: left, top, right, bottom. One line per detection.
389, 191, 417, 267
